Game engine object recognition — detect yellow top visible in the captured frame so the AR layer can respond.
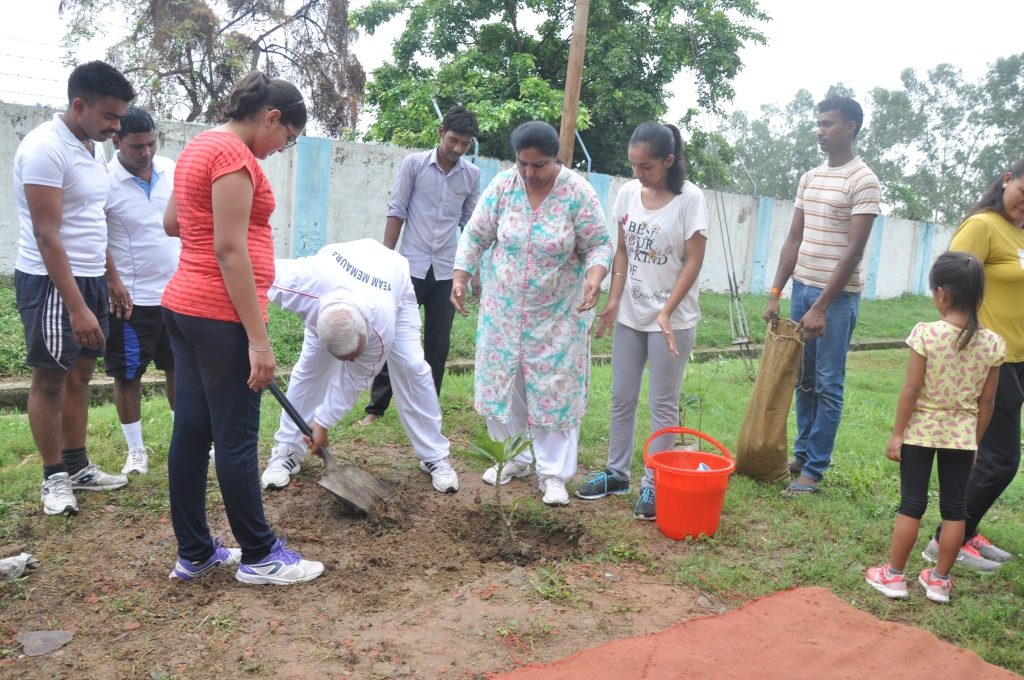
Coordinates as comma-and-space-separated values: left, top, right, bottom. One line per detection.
950, 210, 1024, 362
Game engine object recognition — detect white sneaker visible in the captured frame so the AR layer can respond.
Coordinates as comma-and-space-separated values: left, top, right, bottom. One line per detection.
69, 464, 129, 491
261, 446, 303, 490
235, 539, 324, 585
419, 457, 459, 493
539, 476, 569, 506
41, 473, 78, 516
121, 445, 152, 475
482, 459, 532, 486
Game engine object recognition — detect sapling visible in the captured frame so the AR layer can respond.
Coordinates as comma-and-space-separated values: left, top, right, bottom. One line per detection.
455, 432, 534, 550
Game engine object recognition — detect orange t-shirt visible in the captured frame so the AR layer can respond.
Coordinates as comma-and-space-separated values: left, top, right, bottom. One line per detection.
161, 130, 276, 322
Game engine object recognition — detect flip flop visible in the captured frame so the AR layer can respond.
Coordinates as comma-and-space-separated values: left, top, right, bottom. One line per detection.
782, 480, 819, 497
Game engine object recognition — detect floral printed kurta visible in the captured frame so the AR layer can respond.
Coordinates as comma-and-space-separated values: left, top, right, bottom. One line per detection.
454, 167, 612, 429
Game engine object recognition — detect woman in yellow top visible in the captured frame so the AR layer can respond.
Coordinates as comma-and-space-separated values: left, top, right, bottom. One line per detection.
923, 158, 1024, 572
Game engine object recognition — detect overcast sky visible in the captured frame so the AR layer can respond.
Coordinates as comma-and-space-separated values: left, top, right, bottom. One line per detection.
2, 1, 1018, 128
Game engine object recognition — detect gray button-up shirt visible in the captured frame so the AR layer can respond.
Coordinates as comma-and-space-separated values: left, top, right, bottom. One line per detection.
389, 148, 481, 280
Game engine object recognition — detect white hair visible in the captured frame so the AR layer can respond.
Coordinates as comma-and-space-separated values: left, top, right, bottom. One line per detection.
316, 302, 367, 359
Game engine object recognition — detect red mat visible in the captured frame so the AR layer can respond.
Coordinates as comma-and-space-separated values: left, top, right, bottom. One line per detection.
491, 586, 1020, 680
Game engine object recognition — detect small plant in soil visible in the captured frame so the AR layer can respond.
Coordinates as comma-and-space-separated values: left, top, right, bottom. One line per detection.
455, 432, 534, 557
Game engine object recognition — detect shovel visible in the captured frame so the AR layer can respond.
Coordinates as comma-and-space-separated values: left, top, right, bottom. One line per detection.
267, 381, 395, 515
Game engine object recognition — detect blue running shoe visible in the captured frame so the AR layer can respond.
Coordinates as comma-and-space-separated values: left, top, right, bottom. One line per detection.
575, 469, 629, 500
235, 539, 324, 585
169, 538, 242, 581
634, 487, 656, 521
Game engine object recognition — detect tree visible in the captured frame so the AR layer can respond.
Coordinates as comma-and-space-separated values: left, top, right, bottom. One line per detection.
353, 0, 768, 174
725, 54, 1024, 225
59, 0, 365, 135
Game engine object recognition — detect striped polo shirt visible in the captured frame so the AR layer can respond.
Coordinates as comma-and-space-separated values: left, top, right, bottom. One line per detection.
793, 157, 880, 293
162, 130, 277, 323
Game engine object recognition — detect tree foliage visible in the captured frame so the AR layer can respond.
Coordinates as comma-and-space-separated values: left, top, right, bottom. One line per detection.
59, 0, 365, 135
353, 0, 767, 174
726, 53, 1024, 225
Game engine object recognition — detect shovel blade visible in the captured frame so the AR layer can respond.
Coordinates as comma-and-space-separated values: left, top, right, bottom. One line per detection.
318, 463, 396, 515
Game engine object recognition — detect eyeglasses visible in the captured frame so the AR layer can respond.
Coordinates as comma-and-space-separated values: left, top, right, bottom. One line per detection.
279, 121, 300, 150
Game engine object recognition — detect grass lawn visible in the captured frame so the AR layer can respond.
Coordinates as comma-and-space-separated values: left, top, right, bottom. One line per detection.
1, 350, 1021, 671
0, 275, 936, 377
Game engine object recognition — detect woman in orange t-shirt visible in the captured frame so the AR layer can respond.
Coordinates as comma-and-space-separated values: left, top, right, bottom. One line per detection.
161, 71, 323, 585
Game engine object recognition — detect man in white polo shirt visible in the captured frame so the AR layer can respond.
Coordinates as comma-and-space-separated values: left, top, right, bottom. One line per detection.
104, 106, 179, 475
261, 239, 460, 494
13, 61, 136, 516
763, 95, 881, 496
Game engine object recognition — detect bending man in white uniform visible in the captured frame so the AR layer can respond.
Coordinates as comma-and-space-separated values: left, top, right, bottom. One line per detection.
262, 238, 459, 494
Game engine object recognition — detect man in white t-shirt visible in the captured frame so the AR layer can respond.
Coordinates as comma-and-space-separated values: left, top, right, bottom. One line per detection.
104, 106, 179, 476
13, 61, 137, 516
261, 239, 460, 494
763, 96, 881, 495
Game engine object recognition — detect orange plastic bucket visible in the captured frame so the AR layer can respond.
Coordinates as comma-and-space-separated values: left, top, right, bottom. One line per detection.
643, 427, 735, 540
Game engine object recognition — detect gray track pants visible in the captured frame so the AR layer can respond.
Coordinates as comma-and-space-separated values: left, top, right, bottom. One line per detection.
607, 322, 697, 489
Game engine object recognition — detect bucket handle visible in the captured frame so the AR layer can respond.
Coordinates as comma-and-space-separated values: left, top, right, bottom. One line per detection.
643, 426, 733, 469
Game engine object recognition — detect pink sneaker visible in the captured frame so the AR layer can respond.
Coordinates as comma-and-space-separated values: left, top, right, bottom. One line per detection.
865, 564, 908, 599
918, 568, 951, 603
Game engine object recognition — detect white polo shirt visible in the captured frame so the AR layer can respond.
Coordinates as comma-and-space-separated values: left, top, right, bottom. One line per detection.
14, 114, 110, 277
106, 154, 180, 305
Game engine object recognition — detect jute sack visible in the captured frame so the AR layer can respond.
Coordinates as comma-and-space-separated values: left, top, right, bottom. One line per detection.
736, 318, 804, 481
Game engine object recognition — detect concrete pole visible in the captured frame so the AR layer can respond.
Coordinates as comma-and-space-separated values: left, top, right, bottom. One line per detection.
558, 0, 590, 167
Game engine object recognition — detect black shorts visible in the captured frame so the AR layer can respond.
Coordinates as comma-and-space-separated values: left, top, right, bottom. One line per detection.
15, 270, 108, 371
104, 305, 174, 380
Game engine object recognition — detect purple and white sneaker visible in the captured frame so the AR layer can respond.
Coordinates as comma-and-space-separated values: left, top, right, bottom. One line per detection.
168, 538, 242, 581
234, 539, 324, 585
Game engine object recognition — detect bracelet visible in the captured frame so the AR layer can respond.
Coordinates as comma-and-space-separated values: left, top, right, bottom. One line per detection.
613, 272, 626, 279
769, 287, 782, 299
249, 344, 273, 352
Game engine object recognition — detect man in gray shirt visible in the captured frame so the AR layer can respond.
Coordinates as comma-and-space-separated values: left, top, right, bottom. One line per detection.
359, 106, 481, 425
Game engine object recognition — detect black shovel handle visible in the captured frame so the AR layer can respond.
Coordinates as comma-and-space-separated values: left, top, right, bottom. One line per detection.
267, 381, 314, 439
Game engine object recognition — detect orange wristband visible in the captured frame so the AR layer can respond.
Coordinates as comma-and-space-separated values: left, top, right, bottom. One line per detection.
770, 287, 782, 299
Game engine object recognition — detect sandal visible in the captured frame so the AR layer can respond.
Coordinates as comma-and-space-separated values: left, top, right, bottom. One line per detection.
782, 480, 819, 497
787, 459, 804, 477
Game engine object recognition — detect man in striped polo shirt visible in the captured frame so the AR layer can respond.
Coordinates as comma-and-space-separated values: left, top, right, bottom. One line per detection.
763, 96, 881, 496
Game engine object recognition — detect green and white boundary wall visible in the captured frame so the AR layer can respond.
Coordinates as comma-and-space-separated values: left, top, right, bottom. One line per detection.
1, 103, 952, 298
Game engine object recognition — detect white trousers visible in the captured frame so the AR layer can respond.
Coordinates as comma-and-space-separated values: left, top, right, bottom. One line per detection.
274, 301, 450, 464
485, 370, 579, 482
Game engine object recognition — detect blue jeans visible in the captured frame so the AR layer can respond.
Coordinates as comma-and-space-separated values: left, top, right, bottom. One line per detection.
790, 280, 860, 482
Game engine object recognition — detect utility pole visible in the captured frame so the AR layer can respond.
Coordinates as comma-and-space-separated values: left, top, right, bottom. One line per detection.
558, 0, 590, 168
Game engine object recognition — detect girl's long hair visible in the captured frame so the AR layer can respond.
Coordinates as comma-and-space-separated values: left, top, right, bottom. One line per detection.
965, 158, 1024, 220
929, 251, 985, 351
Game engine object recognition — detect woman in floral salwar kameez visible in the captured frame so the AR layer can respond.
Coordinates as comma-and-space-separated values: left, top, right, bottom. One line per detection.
451, 121, 612, 506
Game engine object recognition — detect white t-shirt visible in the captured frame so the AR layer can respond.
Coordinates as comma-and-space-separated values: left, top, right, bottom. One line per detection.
269, 239, 414, 428
106, 154, 180, 306
14, 114, 110, 277
614, 180, 708, 331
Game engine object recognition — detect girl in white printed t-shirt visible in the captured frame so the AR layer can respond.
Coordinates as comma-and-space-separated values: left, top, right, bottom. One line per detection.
576, 121, 709, 520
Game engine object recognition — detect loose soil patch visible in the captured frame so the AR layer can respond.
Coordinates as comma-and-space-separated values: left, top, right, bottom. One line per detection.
1, 443, 720, 679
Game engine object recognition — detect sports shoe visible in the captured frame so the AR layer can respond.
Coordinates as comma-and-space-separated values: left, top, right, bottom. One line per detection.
539, 476, 570, 506
482, 459, 531, 486
576, 469, 630, 499
69, 464, 129, 491
918, 568, 952, 604
235, 539, 324, 585
419, 457, 459, 493
865, 564, 909, 599
168, 538, 242, 581
921, 538, 1001, 573
634, 487, 656, 520
121, 445, 152, 475
41, 473, 78, 516
966, 534, 1013, 563
261, 446, 303, 490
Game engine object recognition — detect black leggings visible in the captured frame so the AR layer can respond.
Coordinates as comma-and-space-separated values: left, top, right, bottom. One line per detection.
898, 444, 973, 521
